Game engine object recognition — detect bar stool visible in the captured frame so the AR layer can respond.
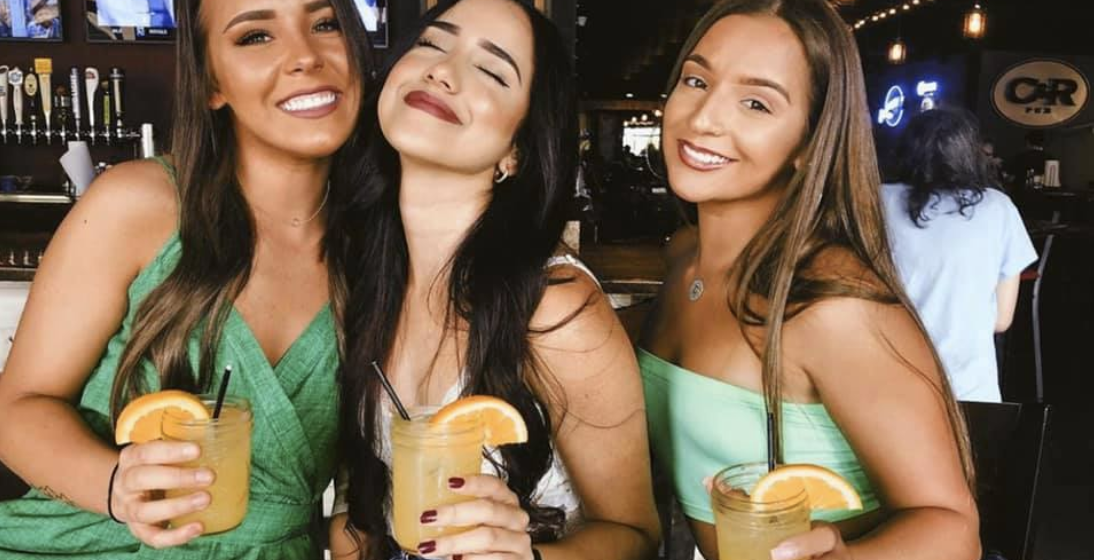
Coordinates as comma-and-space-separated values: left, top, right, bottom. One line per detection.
962, 400, 1052, 560
1021, 210, 1061, 403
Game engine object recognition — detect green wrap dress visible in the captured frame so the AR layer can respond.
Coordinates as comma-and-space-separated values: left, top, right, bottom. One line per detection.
0, 206, 340, 559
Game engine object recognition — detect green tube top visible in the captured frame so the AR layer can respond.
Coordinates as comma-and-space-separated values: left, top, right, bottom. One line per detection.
638, 347, 880, 524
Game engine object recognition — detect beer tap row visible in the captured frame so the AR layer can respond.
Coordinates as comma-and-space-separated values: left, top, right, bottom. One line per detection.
0, 59, 141, 146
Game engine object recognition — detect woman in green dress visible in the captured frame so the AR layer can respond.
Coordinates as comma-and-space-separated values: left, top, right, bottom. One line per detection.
0, 0, 372, 557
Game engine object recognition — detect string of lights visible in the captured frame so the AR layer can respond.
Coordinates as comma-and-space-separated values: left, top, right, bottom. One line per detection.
843, 0, 987, 64
851, 0, 937, 32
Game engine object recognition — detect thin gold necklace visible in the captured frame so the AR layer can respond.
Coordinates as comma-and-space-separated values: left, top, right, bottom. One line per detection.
252, 181, 330, 228
291, 181, 331, 227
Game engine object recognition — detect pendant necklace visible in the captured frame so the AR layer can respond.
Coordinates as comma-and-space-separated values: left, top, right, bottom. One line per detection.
689, 248, 705, 302
688, 278, 704, 302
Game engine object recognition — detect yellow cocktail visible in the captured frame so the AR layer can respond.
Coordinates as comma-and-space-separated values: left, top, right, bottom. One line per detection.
711, 463, 810, 560
391, 408, 484, 552
162, 397, 253, 534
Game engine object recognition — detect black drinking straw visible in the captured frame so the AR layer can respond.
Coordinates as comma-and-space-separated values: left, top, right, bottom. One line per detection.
212, 365, 232, 419
371, 361, 411, 421
766, 412, 777, 472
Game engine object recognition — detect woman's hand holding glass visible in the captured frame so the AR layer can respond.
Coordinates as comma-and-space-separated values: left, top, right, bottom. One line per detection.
418, 474, 535, 560
770, 521, 848, 560
109, 440, 214, 549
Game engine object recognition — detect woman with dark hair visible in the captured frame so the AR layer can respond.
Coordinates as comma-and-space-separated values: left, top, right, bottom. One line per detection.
329, 1, 660, 559
638, 1, 980, 559
0, 0, 372, 557
882, 108, 1037, 403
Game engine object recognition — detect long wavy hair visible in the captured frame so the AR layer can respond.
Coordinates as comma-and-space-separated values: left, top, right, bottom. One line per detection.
109, 0, 374, 418
338, 1, 578, 557
665, 0, 974, 485
890, 108, 994, 227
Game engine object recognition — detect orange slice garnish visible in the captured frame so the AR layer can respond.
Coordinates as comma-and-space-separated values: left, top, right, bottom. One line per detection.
114, 390, 210, 445
430, 395, 528, 446
751, 464, 863, 510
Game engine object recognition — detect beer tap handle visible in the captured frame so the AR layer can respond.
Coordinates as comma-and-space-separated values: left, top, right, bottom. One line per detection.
70, 67, 82, 139
110, 67, 125, 133
0, 66, 8, 142
55, 86, 70, 140
85, 68, 99, 143
101, 80, 112, 144
25, 73, 39, 144
35, 59, 53, 144
9, 67, 24, 144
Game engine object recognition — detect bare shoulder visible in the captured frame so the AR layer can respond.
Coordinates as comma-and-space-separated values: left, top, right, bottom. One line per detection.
531, 264, 634, 363
791, 295, 902, 337
4, 160, 182, 399
787, 294, 940, 385
79, 159, 178, 225
531, 265, 643, 429
531, 264, 609, 342
60, 159, 179, 269
802, 244, 888, 290
790, 244, 910, 346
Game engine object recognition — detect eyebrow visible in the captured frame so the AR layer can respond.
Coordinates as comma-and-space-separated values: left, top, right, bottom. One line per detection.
426, 21, 524, 85
223, 0, 332, 33
684, 54, 792, 103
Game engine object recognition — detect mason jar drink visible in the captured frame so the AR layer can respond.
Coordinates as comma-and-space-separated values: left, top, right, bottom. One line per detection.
391, 407, 484, 552
162, 397, 253, 534
712, 463, 811, 560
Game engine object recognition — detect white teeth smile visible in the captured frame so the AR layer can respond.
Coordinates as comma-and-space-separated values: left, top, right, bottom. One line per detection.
682, 142, 731, 166
279, 91, 338, 112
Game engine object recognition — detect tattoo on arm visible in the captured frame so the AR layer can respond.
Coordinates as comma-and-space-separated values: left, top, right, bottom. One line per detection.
36, 485, 76, 506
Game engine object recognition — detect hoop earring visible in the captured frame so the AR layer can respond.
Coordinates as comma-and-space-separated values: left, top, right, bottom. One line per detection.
494, 168, 510, 184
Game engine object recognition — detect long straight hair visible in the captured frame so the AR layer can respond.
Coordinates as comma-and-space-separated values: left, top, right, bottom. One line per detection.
665, 0, 975, 485
338, 0, 578, 556
109, 0, 374, 418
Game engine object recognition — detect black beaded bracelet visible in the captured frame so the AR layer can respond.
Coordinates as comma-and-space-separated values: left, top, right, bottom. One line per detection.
532, 548, 543, 560
107, 461, 123, 524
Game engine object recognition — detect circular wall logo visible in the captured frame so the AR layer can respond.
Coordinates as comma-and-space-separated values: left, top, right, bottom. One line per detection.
992, 59, 1089, 128
877, 85, 906, 128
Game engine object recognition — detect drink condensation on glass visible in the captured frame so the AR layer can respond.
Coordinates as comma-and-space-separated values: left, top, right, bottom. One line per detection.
711, 463, 811, 560
391, 407, 484, 553
162, 397, 253, 535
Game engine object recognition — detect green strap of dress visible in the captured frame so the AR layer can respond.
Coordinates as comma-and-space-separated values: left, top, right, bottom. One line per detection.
0, 157, 341, 559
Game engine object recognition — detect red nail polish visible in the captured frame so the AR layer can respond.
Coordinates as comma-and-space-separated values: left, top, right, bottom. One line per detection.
453, 555, 463, 560
448, 477, 465, 489
418, 541, 436, 555
420, 510, 437, 524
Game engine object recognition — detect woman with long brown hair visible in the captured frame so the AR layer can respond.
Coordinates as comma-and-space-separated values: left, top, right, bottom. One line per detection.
329, 0, 660, 559
638, 0, 979, 559
0, 0, 371, 557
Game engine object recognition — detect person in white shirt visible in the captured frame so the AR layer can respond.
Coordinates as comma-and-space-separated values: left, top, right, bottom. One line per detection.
353, 0, 378, 31
881, 108, 1038, 402
95, 0, 174, 28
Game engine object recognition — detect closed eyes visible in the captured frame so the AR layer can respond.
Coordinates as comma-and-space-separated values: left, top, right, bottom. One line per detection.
415, 37, 510, 88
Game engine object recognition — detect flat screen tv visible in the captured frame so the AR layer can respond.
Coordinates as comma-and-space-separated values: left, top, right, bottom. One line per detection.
0, 0, 63, 42
85, 0, 388, 46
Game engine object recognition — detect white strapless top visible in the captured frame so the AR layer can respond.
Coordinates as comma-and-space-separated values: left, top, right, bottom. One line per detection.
331, 254, 598, 536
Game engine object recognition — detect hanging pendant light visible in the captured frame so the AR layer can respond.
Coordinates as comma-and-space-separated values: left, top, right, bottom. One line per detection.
964, 3, 987, 39
888, 39, 907, 64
